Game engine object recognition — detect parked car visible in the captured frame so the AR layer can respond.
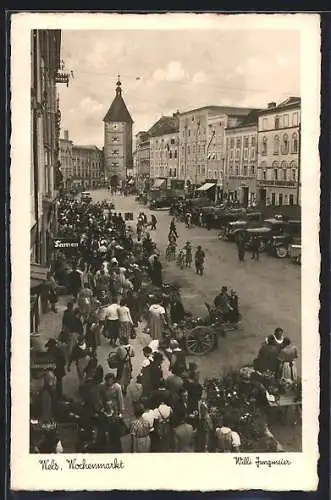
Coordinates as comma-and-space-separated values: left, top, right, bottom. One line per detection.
81, 191, 92, 203
269, 220, 301, 258
212, 208, 248, 230
242, 218, 287, 252
219, 212, 263, 241
149, 196, 178, 209
288, 242, 302, 264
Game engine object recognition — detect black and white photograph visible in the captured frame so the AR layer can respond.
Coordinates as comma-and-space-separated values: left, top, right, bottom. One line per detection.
10, 13, 320, 491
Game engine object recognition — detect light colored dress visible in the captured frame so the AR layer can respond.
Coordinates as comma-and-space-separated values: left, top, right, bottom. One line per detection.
148, 304, 166, 341
118, 305, 133, 338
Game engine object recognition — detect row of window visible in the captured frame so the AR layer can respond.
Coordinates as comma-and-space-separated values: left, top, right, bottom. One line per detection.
261, 133, 298, 155
153, 167, 178, 177
230, 148, 255, 160
229, 137, 256, 149
257, 167, 297, 182
154, 137, 177, 146
228, 164, 256, 176
182, 127, 206, 138
260, 112, 299, 131
71, 160, 102, 168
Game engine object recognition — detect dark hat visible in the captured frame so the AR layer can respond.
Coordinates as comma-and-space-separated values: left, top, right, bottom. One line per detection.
45, 338, 57, 348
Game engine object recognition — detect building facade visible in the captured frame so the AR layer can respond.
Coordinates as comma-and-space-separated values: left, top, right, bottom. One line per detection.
257, 98, 301, 207
59, 130, 73, 187
103, 77, 133, 186
135, 131, 151, 189
225, 122, 258, 206
31, 29, 66, 332
31, 29, 63, 268
178, 106, 257, 188
59, 131, 104, 189
148, 114, 179, 181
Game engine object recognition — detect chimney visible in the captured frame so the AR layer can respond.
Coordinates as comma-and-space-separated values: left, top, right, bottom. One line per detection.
267, 102, 276, 109
64, 130, 69, 141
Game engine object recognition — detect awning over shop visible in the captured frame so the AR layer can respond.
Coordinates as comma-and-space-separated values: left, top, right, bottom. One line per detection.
31, 263, 48, 290
197, 182, 216, 192
152, 178, 166, 189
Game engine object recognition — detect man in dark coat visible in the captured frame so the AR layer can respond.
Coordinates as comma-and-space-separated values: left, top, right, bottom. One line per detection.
194, 246, 205, 276
45, 339, 66, 398
151, 256, 163, 287
67, 264, 82, 299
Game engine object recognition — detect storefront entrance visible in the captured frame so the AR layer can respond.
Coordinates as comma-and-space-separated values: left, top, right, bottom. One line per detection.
259, 188, 267, 206
241, 187, 249, 207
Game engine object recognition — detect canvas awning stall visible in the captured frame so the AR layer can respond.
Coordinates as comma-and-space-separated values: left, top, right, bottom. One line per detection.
151, 178, 166, 189
197, 182, 216, 192
30, 263, 48, 290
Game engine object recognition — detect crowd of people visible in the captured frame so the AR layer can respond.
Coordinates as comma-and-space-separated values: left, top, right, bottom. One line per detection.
30, 194, 299, 454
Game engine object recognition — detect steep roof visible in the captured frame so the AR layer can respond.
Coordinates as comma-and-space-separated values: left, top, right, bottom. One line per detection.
103, 79, 133, 123
259, 97, 301, 115
226, 109, 262, 130
73, 145, 102, 151
148, 115, 179, 137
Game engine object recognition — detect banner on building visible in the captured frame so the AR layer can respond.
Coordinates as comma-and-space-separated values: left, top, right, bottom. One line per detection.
53, 238, 80, 249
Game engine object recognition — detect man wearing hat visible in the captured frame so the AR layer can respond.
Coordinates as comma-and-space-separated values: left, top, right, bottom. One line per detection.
45, 338, 66, 398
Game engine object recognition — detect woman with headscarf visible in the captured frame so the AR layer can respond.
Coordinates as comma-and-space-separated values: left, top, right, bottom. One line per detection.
118, 298, 134, 339
148, 297, 167, 342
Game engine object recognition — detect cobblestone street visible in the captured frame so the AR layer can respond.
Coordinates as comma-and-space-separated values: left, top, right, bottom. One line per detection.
36, 190, 301, 451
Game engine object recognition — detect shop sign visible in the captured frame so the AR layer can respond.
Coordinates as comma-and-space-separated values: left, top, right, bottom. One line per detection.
53, 238, 79, 249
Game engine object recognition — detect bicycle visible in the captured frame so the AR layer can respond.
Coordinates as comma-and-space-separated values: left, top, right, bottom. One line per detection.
166, 243, 177, 261
176, 250, 185, 270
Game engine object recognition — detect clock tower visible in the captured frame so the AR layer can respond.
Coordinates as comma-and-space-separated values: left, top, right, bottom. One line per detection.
103, 76, 133, 187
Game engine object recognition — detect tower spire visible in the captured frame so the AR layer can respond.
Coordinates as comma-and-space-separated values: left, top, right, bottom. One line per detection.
116, 75, 122, 96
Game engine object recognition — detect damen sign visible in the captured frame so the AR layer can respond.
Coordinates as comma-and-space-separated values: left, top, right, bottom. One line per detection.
53, 238, 80, 249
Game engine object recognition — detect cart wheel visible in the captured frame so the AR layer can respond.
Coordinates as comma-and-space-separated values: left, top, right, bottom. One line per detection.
185, 326, 215, 356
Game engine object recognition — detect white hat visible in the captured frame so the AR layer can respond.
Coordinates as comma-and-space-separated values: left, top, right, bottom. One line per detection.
111, 257, 118, 263
155, 404, 172, 420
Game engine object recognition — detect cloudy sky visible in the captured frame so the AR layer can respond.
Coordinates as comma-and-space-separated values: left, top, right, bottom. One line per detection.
58, 29, 300, 148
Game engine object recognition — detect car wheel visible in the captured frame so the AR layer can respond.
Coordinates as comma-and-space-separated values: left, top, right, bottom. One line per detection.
276, 245, 288, 258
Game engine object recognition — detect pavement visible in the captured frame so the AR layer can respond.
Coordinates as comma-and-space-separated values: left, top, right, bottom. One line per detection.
36, 189, 301, 451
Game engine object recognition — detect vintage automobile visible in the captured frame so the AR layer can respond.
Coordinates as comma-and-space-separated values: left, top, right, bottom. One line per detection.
211, 208, 248, 230
149, 196, 178, 209
241, 218, 286, 252
268, 220, 301, 258
80, 191, 92, 203
288, 242, 302, 264
218, 212, 263, 241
